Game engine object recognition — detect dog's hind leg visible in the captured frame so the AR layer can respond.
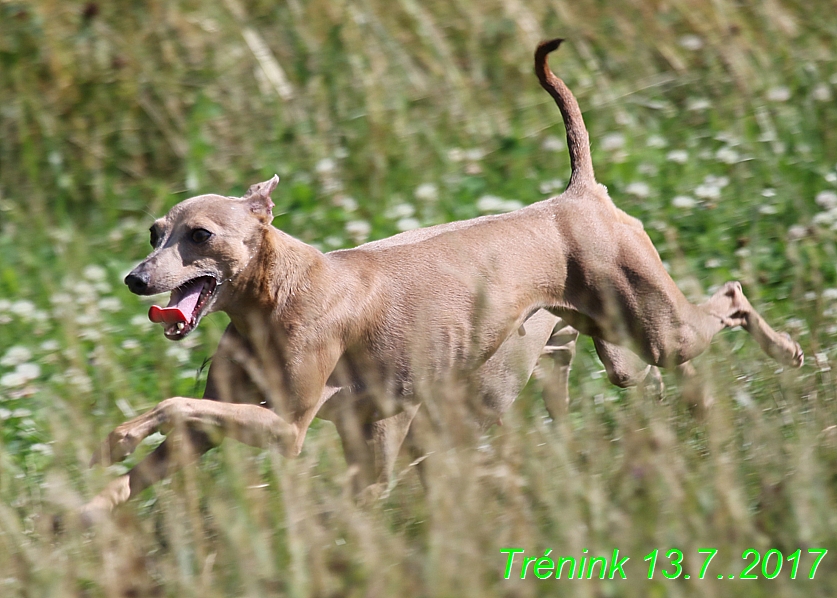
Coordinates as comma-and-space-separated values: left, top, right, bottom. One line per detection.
551, 279, 802, 370
651, 281, 803, 368
701, 282, 803, 367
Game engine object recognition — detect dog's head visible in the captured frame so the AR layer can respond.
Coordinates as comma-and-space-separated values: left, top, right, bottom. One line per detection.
125, 175, 279, 340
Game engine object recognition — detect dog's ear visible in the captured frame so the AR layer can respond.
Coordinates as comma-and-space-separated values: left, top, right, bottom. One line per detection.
243, 175, 279, 223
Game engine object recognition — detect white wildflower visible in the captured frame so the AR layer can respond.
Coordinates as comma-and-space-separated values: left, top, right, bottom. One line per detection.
626, 182, 651, 199
30, 443, 53, 456
83, 265, 107, 282
476, 195, 505, 213
464, 148, 485, 162
787, 224, 807, 240
539, 179, 565, 195
638, 163, 658, 176
80, 328, 102, 341
315, 158, 336, 174
705, 258, 722, 269
762, 188, 776, 198
600, 133, 625, 152
75, 312, 100, 326
0, 362, 40, 388
735, 390, 755, 409
324, 236, 343, 248
447, 148, 465, 163
813, 84, 832, 102
541, 136, 564, 152
694, 184, 721, 200
186, 171, 199, 191
666, 149, 689, 164
678, 34, 704, 51
335, 196, 357, 212
165, 344, 190, 364
825, 172, 837, 183
813, 211, 835, 226
1, 346, 32, 367
687, 98, 711, 111
98, 297, 121, 312
50, 292, 72, 305
321, 177, 343, 194
646, 135, 667, 149
766, 86, 791, 102
715, 131, 740, 145
15, 363, 40, 381
759, 205, 778, 215
40, 340, 59, 352
66, 367, 93, 393
816, 190, 837, 210
414, 183, 438, 202
386, 203, 415, 219
10, 300, 36, 319
121, 339, 141, 350
715, 147, 740, 164
786, 317, 807, 334
345, 220, 371, 243
396, 217, 421, 232
706, 175, 729, 188
672, 195, 697, 209
0, 371, 25, 389
130, 314, 152, 328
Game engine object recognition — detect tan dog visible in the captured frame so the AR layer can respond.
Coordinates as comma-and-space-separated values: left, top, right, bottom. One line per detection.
80, 39, 802, 522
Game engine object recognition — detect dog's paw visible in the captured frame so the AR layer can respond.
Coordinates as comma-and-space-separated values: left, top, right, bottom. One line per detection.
89, 426, 141, 467
785, 334, 804, 368
768, 332, 803, 368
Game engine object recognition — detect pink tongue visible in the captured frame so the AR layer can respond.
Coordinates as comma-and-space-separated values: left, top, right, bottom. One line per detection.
148, 283, 203, 325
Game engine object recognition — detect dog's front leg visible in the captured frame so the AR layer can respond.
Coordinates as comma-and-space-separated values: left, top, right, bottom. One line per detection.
90, 397, 300, 467
82, 398, 310, 525
81, 426, 214, 525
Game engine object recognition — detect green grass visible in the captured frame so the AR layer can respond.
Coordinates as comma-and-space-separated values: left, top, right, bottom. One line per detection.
2, 0, 837, 595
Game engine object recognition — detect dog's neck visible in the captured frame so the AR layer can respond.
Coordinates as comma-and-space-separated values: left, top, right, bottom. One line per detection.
223, 225, 329, 337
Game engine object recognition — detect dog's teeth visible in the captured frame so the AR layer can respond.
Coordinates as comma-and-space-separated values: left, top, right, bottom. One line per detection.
177, 322, 185, 331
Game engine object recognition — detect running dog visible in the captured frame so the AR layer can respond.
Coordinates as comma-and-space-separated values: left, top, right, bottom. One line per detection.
80, 39, 802, 522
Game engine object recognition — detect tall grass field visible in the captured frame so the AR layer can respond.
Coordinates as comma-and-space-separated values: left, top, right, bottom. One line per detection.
1, 0, 837, 595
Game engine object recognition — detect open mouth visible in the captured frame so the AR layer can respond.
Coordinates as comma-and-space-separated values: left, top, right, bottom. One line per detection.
148, 276, 217, 340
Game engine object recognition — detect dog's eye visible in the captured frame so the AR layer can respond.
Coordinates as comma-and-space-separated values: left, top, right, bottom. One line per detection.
191, 228, 213, 244
149, 228, 160, 248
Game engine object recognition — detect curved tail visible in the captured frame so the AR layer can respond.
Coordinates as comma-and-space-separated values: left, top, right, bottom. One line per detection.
535, 39, 595, 188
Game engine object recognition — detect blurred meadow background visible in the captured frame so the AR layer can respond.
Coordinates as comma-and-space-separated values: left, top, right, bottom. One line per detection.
2, 0, 837, 595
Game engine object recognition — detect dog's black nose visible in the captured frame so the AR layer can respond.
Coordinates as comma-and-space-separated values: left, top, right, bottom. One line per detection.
124, 271, 150, 294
